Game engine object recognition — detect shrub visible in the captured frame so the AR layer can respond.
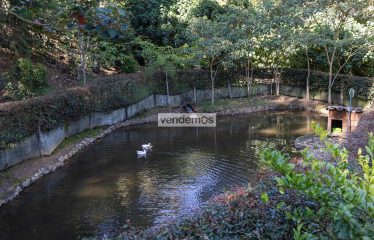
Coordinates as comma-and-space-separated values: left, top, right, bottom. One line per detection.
0, 79, 151, 147
116, 55, 138, 73
261, 123, 374, 239
6, 58, 48, 100
92, 41, 138, 73
0, 88, 91, 146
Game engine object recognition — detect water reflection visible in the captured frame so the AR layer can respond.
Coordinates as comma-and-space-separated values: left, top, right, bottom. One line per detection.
0, 111, 326, 240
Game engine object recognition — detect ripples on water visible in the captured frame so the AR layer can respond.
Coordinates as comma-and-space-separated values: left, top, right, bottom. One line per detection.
0, 111, 326, 240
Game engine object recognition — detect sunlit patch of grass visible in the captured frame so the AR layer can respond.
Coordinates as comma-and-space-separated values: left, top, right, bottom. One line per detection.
198, 97, 270, 112
57, 127, 104, 150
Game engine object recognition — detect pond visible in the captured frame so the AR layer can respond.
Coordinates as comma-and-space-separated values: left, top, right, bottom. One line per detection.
0, 111, 326, 240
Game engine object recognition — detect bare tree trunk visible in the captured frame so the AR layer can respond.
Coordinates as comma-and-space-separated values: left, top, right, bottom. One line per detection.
78, 31, 87, 84
328, 67, 333, 105
326, 47, 336, 105
249, 66, 253, 97
193, 86, 197, 103
270, 80, 273, 95
210, 63, 215, 105
275, 69, 280, 96
305, 48, 310, 101
227, 80, 232, 99
275, 78, 279, 96
166, 71, 170, 110
246, 59, 250, 98
340, 87, 344, 105
246, 68, 250, 97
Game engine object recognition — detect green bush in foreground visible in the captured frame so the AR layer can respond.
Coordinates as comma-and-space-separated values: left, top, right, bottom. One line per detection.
261, 123, 374, 239
6, 58, 48, 100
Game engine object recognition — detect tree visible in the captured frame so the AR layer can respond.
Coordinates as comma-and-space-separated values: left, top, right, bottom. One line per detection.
0, 1, 131, 84
224, 4, 261, 98
292, 1, 322, 101
142, 41, 184, 109
189, 17, 233, 105
310, 0, 374, 104
254, 0, 302, 96
68, 4, 130, 84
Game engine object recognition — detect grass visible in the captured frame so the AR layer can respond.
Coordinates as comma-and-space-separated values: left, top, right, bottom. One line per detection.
197, 97, 269, 113
57, 127, 104, 150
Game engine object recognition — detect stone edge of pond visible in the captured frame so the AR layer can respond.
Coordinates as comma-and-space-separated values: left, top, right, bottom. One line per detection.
0, 97, 328, 208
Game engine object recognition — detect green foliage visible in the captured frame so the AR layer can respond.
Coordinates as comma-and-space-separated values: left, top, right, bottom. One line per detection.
192, 0, 225, 20
260, 192, 269, 203
117, 55, 138, 73
280, 68, 374, 101
6, 58, 48, 100
0, 79, 151, 146
124, 0, 194, 46
91, 41, 137, 73
261, 123, 374, 239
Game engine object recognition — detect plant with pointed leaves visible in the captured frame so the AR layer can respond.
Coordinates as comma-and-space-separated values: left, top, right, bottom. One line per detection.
261, 123, 374, 239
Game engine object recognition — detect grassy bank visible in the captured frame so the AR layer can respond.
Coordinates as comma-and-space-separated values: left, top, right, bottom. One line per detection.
197, 97, 270, 113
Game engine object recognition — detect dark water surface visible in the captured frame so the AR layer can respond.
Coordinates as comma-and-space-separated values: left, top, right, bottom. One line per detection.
0, 111, 326, 240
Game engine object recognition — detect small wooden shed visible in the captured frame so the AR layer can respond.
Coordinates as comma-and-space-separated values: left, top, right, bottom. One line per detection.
326, 106, 363, 134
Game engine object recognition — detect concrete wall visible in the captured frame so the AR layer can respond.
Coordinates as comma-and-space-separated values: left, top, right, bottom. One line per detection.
90, 108, 126, 128
0, 134, 40, 170
127, 95, 155, 118
66, 116, 90, 138
39, 127, 65, 156
2, 82, 370, 172
9, 83, 368, 171
231, 87, 247, 98
280, 85, 371, 108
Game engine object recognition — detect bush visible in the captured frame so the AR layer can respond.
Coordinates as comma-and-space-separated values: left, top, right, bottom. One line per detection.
0, 88, 91, 146
0, 79, 151, 147
6, 58, 48, 100
116, 55, 138, 73
92, 41, 138, 73
279, 69, 374, 101
261, 123, 374, 239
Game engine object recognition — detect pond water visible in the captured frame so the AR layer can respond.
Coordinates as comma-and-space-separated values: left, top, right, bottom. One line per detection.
0, 111, 326, 240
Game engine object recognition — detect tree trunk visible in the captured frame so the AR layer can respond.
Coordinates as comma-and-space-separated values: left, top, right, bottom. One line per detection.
276, 79, 280, 96
166, 71, 170, 110
275, 70, 280, 96
249, 67, 253, 97
210, 64, 215, 105
193, 86, 197, 103
305, 48, 310, 101
327, 48, 336, 105
246, 59, 250, 98
328, 67, 333, 105
78, 31, 87, 85
328, 86, 332, 105
340, 87, 343, 105
270, 80, 273, 95
227, 80, 232, 99
246, 67, 250, 97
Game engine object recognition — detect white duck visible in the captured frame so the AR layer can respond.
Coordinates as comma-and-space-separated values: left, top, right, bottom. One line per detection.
137, 150, 147, 157
142, 143, 152, 151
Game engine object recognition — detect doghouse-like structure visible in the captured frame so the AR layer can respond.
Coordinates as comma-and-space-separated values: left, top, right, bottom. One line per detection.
327, 106, 363, 134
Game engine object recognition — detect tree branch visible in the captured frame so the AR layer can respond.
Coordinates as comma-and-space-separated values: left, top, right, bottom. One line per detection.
0, 7, 64, 32
331, 48, 357, 87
